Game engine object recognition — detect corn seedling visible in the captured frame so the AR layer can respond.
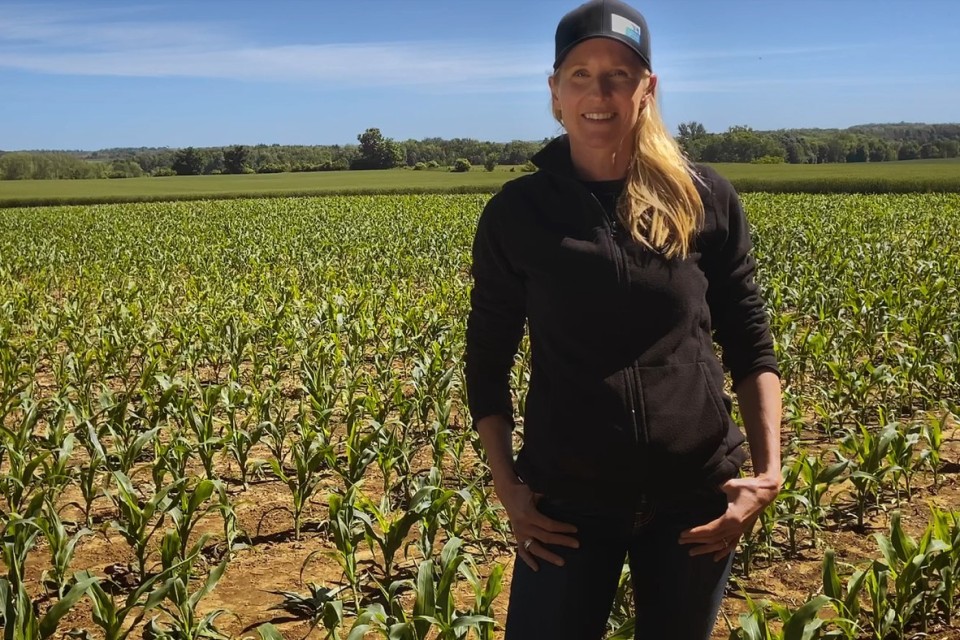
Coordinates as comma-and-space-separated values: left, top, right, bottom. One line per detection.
106, 472, 185, 578
266, 582, 349, 639
268, 420, 334, 540
357, 486, 433, 582
37, 495, 94, 596
73, 565, 180, 640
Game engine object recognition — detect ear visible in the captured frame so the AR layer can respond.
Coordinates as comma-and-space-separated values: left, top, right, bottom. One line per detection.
644, 73, 658, 103
548, 74, 560, 109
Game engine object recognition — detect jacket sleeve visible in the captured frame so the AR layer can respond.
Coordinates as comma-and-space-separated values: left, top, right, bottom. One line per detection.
464, 194, 527, 431
701, 174, 780, 390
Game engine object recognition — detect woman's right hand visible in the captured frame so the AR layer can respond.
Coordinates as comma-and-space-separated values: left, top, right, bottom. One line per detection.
496, 479, 580, 571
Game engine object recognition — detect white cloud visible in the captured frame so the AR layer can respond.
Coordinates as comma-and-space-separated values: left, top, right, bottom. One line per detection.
0, 4, 545, 87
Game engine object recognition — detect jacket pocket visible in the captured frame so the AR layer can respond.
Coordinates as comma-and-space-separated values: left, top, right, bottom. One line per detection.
636, 362, 730, 480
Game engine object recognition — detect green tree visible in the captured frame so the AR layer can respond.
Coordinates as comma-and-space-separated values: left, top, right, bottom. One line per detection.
676, 121, 708, 159
223, 145, 249, 174
898, 141, 921, 160
171, 147, 203, 175
353, 128, 404, 169
108, 160, 144, 178
483, 154, 498, 172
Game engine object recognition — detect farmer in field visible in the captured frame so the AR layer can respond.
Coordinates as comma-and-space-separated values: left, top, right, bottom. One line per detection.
464, 1, 783, 638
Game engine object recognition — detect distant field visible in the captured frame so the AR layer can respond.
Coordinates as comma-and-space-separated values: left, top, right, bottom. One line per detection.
1, 159, 958, 206
713, 157, 959, 180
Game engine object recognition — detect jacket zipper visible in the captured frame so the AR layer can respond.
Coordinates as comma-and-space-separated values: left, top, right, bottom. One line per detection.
585, 191, 643, 446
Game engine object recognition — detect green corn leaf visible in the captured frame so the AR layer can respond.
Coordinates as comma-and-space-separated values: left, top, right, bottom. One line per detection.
413, 559, 435, 639
38, 574, 99, 638
189, 556, 229, 609
187, 479, 216, 514
782, 594, 830, 640
822, 548, 842, 601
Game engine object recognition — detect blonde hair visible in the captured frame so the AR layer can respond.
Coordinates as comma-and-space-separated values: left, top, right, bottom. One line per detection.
551, 71, 704, 260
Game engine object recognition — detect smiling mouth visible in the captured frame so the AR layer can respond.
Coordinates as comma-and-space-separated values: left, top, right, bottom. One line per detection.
583, 113, 616, 121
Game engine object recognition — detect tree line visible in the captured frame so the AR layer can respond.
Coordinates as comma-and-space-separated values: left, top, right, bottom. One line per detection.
677, 122, 960, 164
0, 129, 545, 179
2, 123, 958, 180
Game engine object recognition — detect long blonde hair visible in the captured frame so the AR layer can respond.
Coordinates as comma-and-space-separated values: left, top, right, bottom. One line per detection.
552, 72, 704, 260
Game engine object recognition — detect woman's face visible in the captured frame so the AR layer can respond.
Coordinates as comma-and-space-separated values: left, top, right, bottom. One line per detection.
549, 38, 656, 158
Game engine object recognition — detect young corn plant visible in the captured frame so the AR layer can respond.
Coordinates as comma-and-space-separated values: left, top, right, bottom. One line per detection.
737, 497, 779, 578
266, 582, 349, 639
459, 480, 510, 557
151, 430, 194, 494
72, 566, 180, 640
373, 421, 412, 500
337, 391, 382, 490
862, 560, 896, 640
259, 405, 292, 470
1, 496, 94, 636
76, 438, 108, 528
323, 487, 366, 603
106, 472, 184, 578
37, 495, 94, 596
885, 421, 922, 502
40, 427, 75, 504
921, 409, 948, 489
357, 486, 434, 583
0, 570, 97, 640
165, 478, 224, 561
775, 456, 813, 557
727, 592, 833, 640
797, 454, 849, 549
821, 548, 867, 640
0, 437, 50, 516
410, 468, 459, 560
215, 488, 248, 559
1, 502, 45, 599
180, 382, 225, 481
606, 562, 635, 639
928, 506, 960, 625
835, 424, 897, 530
146, 531, 233, 640
220, 384, 263, 489
268, 420, 333, 540
98, 387, 158, 476
459, 556, 503, 640
411, 537, 494, 640
873, 510, 951, 637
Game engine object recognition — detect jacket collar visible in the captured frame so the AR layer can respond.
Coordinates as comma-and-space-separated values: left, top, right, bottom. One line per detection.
531, 135, 580, 180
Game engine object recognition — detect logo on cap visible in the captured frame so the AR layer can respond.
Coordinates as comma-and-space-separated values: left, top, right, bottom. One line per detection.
611, 13, 642, 45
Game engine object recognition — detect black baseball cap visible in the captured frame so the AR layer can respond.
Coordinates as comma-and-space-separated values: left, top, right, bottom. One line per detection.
554, 0, 651, 70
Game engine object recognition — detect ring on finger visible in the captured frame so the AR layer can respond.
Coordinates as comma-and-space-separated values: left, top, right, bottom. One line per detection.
721, 536, 729, 547
523, 538, 534, 551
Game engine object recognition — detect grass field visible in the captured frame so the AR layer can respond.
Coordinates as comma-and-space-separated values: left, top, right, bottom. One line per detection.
1, 158, 958, 207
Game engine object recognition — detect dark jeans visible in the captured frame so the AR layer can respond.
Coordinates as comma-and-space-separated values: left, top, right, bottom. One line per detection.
504, 491, 734, 640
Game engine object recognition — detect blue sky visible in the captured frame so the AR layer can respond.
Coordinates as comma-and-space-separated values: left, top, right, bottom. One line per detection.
1, 0, 958, 151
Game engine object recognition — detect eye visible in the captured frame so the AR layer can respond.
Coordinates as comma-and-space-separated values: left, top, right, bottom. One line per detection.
572, 68, 589, 78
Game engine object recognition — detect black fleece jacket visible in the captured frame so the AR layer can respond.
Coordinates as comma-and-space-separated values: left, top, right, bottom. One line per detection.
464, 135, 779, 507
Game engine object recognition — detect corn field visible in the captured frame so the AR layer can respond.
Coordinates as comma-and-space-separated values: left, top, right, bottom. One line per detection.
1, 193, 959, 639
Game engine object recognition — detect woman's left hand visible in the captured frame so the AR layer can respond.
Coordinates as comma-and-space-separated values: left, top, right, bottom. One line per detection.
677, 474, 781, 562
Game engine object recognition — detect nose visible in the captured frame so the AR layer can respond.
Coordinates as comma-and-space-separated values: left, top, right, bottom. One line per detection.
586, 75, 614, 98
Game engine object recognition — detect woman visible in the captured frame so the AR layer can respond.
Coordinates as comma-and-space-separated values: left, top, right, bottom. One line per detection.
464, 0, 782, 638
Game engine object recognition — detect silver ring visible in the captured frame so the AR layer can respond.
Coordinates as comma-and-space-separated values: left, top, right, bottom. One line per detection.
721, 537, 729, 547
523, 538, 534, 551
